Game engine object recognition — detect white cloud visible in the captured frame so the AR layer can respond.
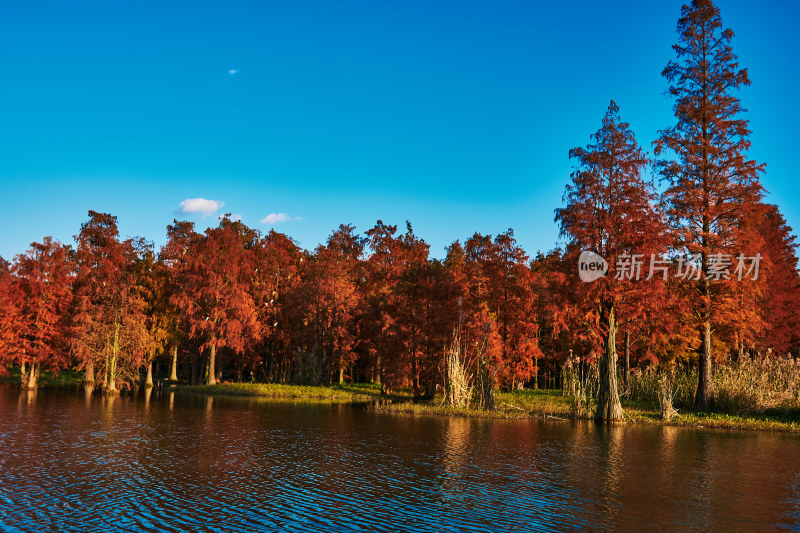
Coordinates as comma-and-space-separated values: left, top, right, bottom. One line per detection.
179, 198, 224, 217
260, 213, 293, 224
219, 213, 242, 222
229, 69, 238, 75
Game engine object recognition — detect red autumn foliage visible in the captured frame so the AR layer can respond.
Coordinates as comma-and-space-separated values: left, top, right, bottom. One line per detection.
71, 211, 151, 392
656, 0, 765, 408
556, 101, 665, 420
170, 216, 262, 385
4, 238, 73, 387
756, 204, 800, 355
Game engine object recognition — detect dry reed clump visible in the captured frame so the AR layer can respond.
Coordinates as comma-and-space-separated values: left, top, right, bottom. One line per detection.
561, 351, 579, 398
627, 356, 800, 415
443, 328, 472, 409
442, 316, 498, 411
629, 366, 696, 411
657, 372, 679, 421
561, 352, 598, 418
714, 356, 800, 414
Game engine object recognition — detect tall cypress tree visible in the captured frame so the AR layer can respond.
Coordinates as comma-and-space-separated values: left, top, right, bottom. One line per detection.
657, 0, 764, 409
557, 101, 663, 422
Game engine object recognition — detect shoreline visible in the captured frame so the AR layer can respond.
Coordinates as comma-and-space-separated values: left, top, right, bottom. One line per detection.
5, 372, 798, 433
172, 382, 800, 433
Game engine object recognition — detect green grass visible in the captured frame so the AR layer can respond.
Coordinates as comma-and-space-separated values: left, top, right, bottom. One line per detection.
497, 389, 572, 417
176, 383, 573, 420
173, 382, 387, 402
367, 390, 572, 420
0, 368, 83, 385
622, 407, 800, 432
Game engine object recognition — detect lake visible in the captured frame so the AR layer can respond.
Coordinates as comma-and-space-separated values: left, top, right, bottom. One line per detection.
1, 384, 798, 532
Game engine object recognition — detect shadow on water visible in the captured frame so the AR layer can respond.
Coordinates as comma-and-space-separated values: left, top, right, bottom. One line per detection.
1, 384, 799, 532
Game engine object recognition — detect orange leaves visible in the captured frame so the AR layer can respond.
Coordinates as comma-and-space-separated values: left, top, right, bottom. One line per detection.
11, 237, 73, 371
461, 230, 541, 388
0, 258, 23, 372
755, 205, 800, 354
658, 1, 767, 379
556, 102, 666, 354
72, 211, 152, 382
171, 218, 264, 357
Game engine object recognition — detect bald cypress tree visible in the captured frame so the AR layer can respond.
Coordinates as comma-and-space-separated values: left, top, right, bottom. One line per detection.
557, 101, 663, 422
657, 0, 764, 409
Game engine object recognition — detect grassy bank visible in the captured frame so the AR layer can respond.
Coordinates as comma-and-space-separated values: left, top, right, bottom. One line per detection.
173, 382, 385, 402
173, 382, 800, 432
0, 368, 84, 385
5, 370, 797, 432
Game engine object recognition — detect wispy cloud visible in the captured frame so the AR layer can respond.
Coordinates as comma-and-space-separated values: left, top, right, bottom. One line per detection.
261, 212, 299, 224
219, 213, 242, 222
179, 198, 224, 217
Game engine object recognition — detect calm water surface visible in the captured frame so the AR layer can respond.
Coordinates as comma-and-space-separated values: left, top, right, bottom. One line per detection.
1, 384, 799, 532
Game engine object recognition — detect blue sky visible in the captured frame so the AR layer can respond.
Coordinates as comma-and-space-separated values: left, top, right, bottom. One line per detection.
1, 0, 798, 260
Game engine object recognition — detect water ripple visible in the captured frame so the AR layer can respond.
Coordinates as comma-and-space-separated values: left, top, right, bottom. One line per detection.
0, 385, 798, 532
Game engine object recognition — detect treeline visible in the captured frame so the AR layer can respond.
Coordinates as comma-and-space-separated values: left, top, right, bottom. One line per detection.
0, 213, 556, 394
0, 200, 796, 402
1, 0, 799, 419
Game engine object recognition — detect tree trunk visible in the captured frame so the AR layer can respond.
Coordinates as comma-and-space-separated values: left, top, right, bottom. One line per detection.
84, 360, 95, 384
20, 362, 28, 389
264, 351, 273, 382
423, 375, 436, 399
411, 354, 420, 398
476, 355, 495, 410
338, 362, 344, 385
30, 362, 40, 389
169, 344, 179, 381
145, 359, 154, 388
623, 330, 630, 389
206, 344, 217, 386
596, 305, 623, 422
24, 361, 40, 390
694, 320, 714, 410
107, 355, 118, 393
191, 351, 198, 385
107, 323, 119, 393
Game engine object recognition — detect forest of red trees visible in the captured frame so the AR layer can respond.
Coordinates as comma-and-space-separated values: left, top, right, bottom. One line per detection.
1, 198, 797, 400
1, 0, 799, 420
